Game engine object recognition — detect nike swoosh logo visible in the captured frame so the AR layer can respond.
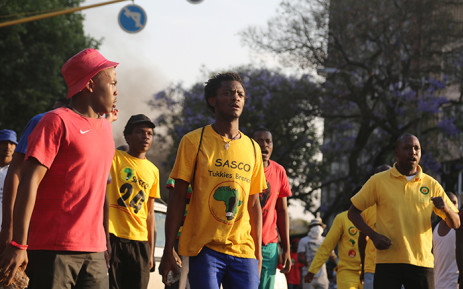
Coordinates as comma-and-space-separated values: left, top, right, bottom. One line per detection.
80, 130, 90, 134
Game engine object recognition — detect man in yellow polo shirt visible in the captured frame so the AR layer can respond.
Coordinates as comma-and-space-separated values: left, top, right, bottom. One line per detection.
348, 133, 460, 289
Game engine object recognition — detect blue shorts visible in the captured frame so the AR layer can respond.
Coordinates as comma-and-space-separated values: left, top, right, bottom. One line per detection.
188, 246, 259, 289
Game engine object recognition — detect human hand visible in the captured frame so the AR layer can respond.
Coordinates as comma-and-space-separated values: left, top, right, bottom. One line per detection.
280, 250, 292, 274
105, 106, 119, 123
371, 232, 392, 250
304, 272, 315, 283
159, 250, 180, 286
0, 245, 28, 286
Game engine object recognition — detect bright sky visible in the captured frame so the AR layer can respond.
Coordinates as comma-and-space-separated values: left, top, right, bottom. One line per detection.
82, 0, 313, 221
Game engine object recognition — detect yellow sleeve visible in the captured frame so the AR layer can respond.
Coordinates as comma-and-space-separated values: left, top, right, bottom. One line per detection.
308, 214, 343, 274
170, 131, 197, 184
432, 182, 458, 218
351, 176, 377, 211
149, 166, 160, 199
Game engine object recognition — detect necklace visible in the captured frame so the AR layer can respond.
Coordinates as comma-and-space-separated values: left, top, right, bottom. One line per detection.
68, 106, 100, 119
212, 124, 240, 150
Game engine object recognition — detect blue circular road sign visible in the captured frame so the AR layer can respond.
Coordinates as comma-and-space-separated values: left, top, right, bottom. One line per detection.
118, 4, 147, 33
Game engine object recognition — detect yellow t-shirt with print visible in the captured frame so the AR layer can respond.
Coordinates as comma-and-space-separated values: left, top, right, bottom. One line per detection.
351, 164, 458, 268
361, 205, 376, 274
308, 211, 361, 275
170, 125, 267, 259
107, 150, 160, 241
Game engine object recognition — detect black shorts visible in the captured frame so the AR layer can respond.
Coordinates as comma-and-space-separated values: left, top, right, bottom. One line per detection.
27, 250, 108, 289
374, 263, 434, 289
109, 234, 151, 289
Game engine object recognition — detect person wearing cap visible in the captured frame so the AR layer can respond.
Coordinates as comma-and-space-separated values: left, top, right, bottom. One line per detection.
106, 114, 160, 289
159, 72, 267, 289
0, 48, 119, 288
297, 218, 332, 289
304, 211, 362, 289
252, 128, 292, 289
0, 130, 17, 226
348, 134, 460, 289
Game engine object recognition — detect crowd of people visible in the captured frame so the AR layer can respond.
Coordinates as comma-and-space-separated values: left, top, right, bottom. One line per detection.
0, 47, 461, 289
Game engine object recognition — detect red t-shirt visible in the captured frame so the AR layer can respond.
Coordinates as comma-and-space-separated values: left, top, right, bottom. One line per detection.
285, 251, 303, 285
26, 107, 115, 251
261, 160, 292, 245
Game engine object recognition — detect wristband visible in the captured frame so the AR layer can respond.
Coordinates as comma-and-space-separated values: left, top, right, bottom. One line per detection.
10, 240, 28, 250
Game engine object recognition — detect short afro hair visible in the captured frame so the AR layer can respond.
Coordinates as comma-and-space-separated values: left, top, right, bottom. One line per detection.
204, 72, 245, 113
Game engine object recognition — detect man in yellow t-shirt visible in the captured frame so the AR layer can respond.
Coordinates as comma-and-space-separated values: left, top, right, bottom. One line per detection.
358, 164, 391, 289
304, 211, 362, 289
159, 72, 267, 289
348, 133, 460, 289
107, 114, 160, 289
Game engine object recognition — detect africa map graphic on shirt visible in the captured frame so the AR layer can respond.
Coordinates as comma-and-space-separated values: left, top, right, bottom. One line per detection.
209, 181, 244, 224
259, 180, 271, 208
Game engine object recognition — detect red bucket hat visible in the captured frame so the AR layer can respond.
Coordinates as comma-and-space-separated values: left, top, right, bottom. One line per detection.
61, 48, 119, 99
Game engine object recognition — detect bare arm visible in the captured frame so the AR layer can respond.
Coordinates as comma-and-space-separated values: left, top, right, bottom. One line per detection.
358, 231, 367, 283
431, 197, 460, 229
276, 197, 291, 273
146, 197, 156, 271
103, 193, 110, 269
0, 158, 47, 285
248, 193, 262, 276
348, 205, 391, 250
456, 228, 463, 289
0, 152, 25, 253
159, 179, 188, 284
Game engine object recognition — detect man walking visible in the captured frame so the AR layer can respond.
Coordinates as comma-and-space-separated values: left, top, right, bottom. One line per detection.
348, 133, 460, 289
159, 72, 267, 289
107, 114, 160, 289
252, 128, 292, 289
0, 48, 119, 288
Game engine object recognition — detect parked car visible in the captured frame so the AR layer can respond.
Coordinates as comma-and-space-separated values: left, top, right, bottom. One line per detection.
148, 199, 167, 289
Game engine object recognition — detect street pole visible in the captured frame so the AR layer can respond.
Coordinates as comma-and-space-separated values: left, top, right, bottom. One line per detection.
0, 0, 129, 28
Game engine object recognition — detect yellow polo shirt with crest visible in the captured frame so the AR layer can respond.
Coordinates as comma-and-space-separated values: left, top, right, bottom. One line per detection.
170, 125, 267, 259
351, 164, 458, 268
308, 211, 361, 275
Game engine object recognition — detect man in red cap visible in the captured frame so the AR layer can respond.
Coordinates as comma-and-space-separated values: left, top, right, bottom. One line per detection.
0, 48, 119, 289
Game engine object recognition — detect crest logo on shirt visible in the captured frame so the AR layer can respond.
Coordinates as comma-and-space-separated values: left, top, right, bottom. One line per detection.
348, 249, 356, 258
420, 186, 430, 195
209, 181, 244, 224
348, 226, 358, 236
120, 167, 135, 182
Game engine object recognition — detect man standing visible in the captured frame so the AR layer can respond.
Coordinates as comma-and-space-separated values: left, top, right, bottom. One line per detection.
298, 218, 331, 289
0, 130, 17, 225
252, 128, 292, 289
348, 133, 460, 289
107, 114, 160, 289
159, 72, 267, 289
0, 48, 119, 288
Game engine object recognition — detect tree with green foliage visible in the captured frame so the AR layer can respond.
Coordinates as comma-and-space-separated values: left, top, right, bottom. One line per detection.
0, 0, 100, 134
150, 67, 326, 211
241, 0, 463, 218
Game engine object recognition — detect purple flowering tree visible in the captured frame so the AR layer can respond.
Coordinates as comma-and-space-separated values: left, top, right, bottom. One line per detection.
242, 0, 463, 218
